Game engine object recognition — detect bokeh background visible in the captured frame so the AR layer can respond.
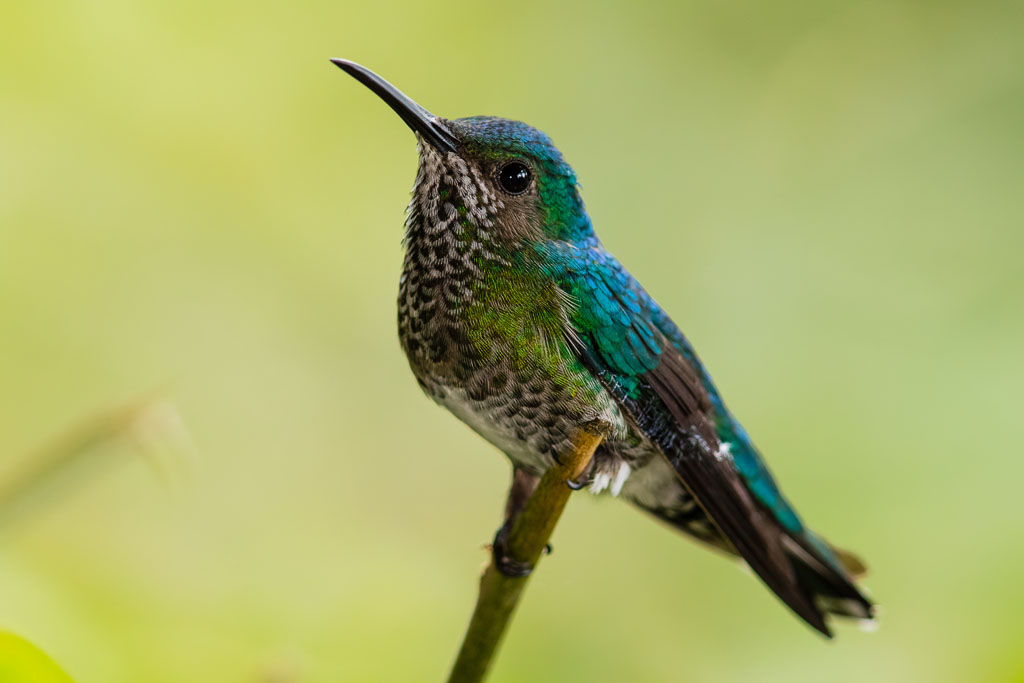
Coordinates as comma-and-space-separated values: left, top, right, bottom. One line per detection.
3, 1, 1023, 681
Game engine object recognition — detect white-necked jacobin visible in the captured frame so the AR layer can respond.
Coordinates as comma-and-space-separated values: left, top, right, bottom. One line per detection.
332, 59, 875, 637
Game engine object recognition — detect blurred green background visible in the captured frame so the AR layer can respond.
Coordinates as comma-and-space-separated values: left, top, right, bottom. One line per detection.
2, 0, 1023, 681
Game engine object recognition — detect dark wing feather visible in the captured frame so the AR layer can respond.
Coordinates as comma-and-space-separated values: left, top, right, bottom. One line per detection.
592, 332, 832, 636
559, 245, 838, 635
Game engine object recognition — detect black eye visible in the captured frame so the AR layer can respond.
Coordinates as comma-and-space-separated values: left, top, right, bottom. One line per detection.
497, 161, 532, 195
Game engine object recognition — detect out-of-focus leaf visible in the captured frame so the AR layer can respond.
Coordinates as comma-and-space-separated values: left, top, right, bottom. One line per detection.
0, 631, 72, 682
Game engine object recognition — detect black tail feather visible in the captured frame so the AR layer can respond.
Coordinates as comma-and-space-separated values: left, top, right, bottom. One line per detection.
784, 534, 875, 622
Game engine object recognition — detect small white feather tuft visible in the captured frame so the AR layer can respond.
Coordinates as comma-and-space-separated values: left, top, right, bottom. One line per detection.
857, 617, 880, 633
715, 441, 733, 462
610, 462, 631, 497
590, 472, 612, 494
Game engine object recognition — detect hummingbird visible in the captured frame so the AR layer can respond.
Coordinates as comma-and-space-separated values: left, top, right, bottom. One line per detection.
331, 59, 875, 637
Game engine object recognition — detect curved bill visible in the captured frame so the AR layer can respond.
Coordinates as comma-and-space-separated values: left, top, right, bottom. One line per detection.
330, 59, 457, 153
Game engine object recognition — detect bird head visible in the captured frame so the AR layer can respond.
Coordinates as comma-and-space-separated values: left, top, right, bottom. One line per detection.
332, 59, 592, 246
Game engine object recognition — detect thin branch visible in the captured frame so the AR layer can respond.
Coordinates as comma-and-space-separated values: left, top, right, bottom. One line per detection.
447, 430, 604, 683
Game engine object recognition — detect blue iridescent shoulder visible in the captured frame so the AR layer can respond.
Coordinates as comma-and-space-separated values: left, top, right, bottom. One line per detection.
541, 240, 808, 535
537, 242, 661, 393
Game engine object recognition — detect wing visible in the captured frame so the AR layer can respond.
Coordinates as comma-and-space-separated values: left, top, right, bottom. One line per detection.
552, 241, 871, 636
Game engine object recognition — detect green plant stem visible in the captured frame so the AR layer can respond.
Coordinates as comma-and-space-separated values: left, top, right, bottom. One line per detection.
447, 430, 604, 683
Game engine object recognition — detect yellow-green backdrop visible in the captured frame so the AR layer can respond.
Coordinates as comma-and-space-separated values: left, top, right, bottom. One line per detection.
2, 1, 1022, 681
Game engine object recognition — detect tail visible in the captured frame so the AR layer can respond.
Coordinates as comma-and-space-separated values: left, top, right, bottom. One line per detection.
783, 531, 876, 627
632, 492, 877, 635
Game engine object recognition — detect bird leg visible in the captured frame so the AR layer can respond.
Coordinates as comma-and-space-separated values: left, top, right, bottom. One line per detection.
492, 466, 541, 577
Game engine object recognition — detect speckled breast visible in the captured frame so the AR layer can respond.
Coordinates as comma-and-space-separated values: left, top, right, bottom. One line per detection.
395, 143, 624, 472
397, 252, 621, 473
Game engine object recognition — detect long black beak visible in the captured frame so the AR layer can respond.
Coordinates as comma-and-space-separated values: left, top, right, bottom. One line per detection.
331, 59, 457, 153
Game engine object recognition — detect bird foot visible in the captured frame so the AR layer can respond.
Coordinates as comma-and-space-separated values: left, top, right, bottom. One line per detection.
495, 555, 534, 578
492, 528, 533, 577
492, 522, 539, 577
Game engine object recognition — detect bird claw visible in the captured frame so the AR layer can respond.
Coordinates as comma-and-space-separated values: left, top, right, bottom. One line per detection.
566, 473, 592, 490
492, 522, 535, 578
495, 555, 534, 578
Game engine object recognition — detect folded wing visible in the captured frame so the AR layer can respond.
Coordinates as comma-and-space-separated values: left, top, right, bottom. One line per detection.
555, 243, 873, 636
